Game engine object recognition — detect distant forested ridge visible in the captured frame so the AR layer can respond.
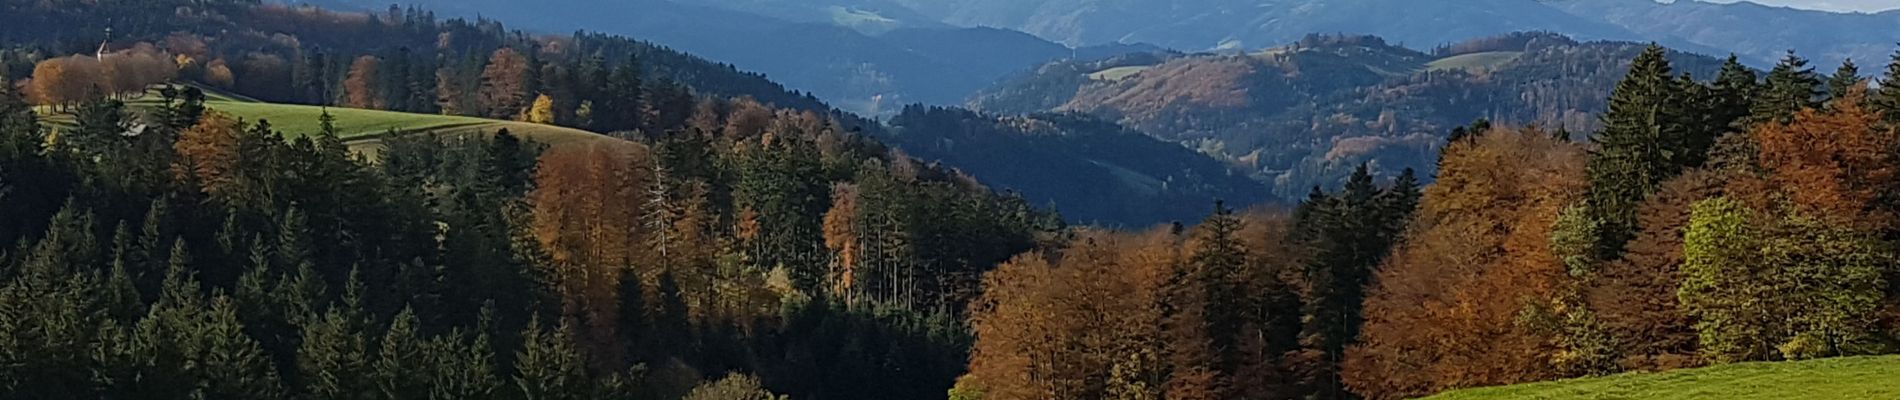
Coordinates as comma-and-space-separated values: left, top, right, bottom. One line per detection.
974, 32, 1731, 197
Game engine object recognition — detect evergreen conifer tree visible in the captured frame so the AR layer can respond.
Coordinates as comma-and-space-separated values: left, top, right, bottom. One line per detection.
1875, 47, 1900, 124
1827, 59, 1862, 107
1750, 51, 1824, 125
1588, 44, 1686, 256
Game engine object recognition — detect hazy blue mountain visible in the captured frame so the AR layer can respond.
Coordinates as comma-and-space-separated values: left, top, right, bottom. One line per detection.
1551, 0, 1900, 68
885, 0, 1647, 50
886, 0, 1892, 69
290, 0, 1137, 114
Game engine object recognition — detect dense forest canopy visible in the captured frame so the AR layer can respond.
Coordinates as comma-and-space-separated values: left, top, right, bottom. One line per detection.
2, 1, 1900, 400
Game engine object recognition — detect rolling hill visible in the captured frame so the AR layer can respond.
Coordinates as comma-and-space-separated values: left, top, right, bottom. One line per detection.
39, 85, 609, 149
1423, 356, 1900, 400
972, 33, 1730, 197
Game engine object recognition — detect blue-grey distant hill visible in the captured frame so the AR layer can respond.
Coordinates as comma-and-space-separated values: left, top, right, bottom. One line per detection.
289, 0, 1158, 115
888, 0, 1896, 68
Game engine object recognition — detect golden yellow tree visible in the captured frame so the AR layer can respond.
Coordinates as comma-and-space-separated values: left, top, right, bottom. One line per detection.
524, 93, 557, 124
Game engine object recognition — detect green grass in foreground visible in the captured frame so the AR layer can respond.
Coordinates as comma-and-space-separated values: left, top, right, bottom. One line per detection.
36, 85, 609, 149
1427, 51, 1524, 72
1422, 356, 1900, 400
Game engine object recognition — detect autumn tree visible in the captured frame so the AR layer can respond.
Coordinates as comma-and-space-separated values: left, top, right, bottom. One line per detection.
479, 48, 533, 119
1753, 91, 1896, 226
1585, 169, 1724, 370
171, 111, 245, 198
1345, 128, 1588, 399
958, 229, 1176, 400
343, 55, 384, 109
529, 140, 652, 363
28, 55, 103, 108
525, 93, 556, 124
822, 183, 863, 301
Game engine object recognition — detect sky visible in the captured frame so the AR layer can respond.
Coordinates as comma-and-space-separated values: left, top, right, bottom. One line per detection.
1693, 0, 1900, 12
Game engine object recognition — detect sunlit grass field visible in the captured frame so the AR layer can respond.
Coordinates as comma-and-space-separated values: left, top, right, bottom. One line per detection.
1422, 356, 1900, 400
35, 84, 609, 149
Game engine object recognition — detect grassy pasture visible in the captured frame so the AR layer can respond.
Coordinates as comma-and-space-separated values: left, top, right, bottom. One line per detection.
1422, 356, 1900, 400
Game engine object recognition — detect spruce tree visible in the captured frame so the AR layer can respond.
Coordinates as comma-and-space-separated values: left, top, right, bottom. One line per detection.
1379, 168, 1421, 238
1749, 51, 1823, 125
1711, 55, 1759, 130
514, 317, 590, 400
199, 295, 286, 399
1190, 201, 1248, 370
1587, 44, 1684, 257
375, 308, 431, 400
298, 306, 372, 400
1876, 47, 1900, 124
593, 56, 645, 134
1826, 59, 1862, 107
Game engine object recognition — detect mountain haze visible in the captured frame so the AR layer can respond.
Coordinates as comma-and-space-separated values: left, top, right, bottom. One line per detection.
293, 0, 1130, 114
890, 0, 1895, 68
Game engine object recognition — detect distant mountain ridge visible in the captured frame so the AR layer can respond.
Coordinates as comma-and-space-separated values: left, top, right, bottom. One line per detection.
886, 0, 1895, 68
290, 0, 1152, 115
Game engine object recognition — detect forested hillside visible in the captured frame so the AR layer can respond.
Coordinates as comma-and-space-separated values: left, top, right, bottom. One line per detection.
957, 44, 1900, 400
975, 33, 1731, 196
881, 106, 1268, 225
5, 1, 1900, 399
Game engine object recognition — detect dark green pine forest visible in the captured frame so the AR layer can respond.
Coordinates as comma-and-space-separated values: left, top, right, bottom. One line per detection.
3, 1, 1900, 400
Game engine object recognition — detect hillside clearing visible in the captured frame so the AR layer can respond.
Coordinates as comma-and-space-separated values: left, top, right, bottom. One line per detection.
35, 85, 609, 150
1088, 65, 1153, 81
1421, 356, 1900, 400
1427, 51, 1523, 72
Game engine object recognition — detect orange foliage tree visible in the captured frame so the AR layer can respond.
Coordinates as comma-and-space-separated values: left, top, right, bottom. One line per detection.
479, 48, 532, 119
822, 183, 862, 301
1752, 88, 1898, 227
529, 140, 653, 362
28, 55, 101, 108
958, 210, 1304, 400
342, 55, 383, 109
1344, 128, 1588, 399
171, 111, 245, 198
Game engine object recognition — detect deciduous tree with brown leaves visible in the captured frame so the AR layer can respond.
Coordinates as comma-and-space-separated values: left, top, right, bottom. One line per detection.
1345, 128, 1588, 399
